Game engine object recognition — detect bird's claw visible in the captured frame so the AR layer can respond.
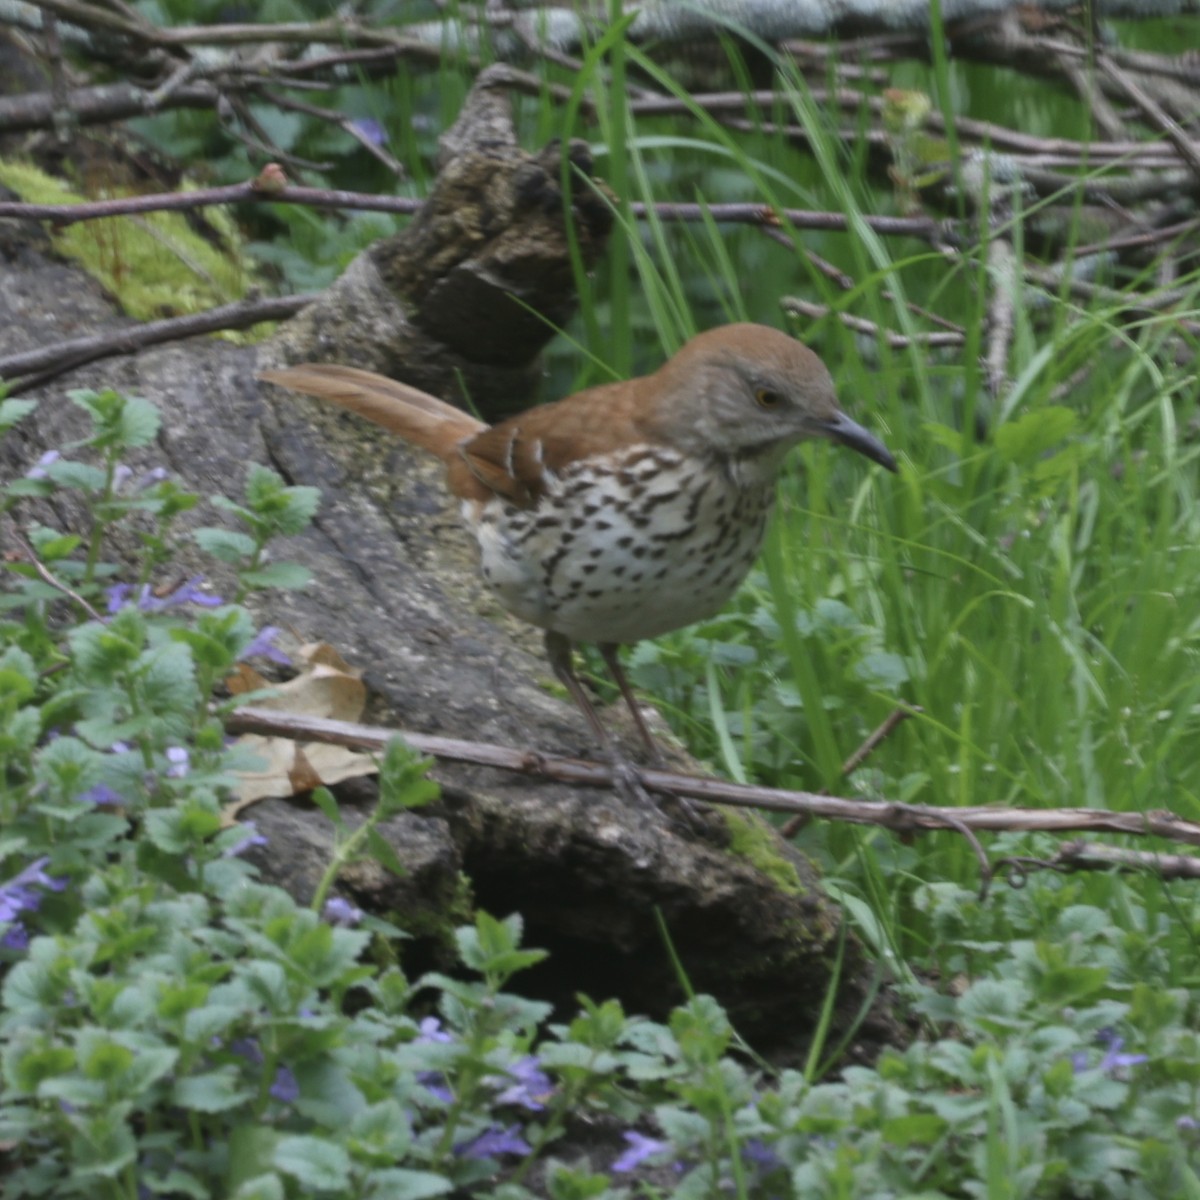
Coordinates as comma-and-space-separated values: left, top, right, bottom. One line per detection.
610, 757, 711, 836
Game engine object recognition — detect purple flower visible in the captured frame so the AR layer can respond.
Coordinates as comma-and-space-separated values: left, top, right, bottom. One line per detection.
420, 1074, 454, 1103
165, 747, 190, 778
105, 583, 133, 613
77, 784, 123, 807
269, 1066, 300, 1103
1178, 1116, 1200, 1132
25, 450, 60, 479
239, 626, 290, 665
456, 1124, 531, 1159
1073, 1030, 1149, 1075
741, 1138, 782, 1172
416, 1017, 453, 1044
227, 1038, 298, 1103
1099, 1035, 1147, 1073
1, 857, 68, 949
113, 464, 133, 490
612, 1131, 670, 1172
223, 822, 267, 857
2, 923, 30, 951
413, 1017, 456, 1102
106, 575, 223, 615
323, 897, 363, 927
147, 577, 223, 611
494, 1057, 552, 1111
136, 467, 168, 490
350, 117, 387, 146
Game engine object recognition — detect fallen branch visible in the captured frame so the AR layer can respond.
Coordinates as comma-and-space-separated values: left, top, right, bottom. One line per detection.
224, 705, 1200, 849
997, 840, 1200, 882
0, 185, 943, 243
0, 294, 315, 392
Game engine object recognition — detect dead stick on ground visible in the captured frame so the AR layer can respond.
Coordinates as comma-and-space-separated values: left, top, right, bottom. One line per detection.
223, 706, 1200, 851
9, 530, 104, 622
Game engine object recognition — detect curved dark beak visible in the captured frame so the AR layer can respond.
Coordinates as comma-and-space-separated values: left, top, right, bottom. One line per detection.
821, 412, 898, 473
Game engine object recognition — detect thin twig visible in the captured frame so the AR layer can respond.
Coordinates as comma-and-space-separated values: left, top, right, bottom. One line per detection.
0, 180, 425, 223
0, 293, 314, 392
779, 706, 920, 839
1096, 53, 1200, 181
841, 707, 920, 777
223, 706, 1200, 849
984, 238, 1017, 399
8, 529, 105, 621
263, 89, 406, 178
995, 841, 1200, 883
781, 299, 966, 350
1072, 216, 1200, 261
0, 186, 944, 245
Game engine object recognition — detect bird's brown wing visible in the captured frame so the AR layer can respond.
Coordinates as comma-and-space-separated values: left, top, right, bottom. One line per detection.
263, 362, 664, 510
457, 376, 658, 508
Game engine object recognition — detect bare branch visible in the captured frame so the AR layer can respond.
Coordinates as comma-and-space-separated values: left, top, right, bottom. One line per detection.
8, 529, 105, 622
0, 294, 315, 392
224, 706, 1200, 853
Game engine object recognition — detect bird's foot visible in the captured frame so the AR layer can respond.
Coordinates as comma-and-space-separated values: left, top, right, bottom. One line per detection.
609, 755, 712, 837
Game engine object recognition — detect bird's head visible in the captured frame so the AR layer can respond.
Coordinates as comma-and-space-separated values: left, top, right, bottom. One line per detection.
649, 323, 898, 478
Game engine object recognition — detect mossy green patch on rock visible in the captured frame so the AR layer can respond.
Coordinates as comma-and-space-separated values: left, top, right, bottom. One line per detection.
0, 159, 261, 333
723, 808, 806, 895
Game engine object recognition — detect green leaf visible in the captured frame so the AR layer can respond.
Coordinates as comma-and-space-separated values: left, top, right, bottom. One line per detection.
70, 609, 146, 679
173, 1068, 256, 1112
145, 803, 222, 854
347, 1099, 412, 1161
59, 1105, 137, 1177
852, 649, 909, 690
117, 396, 161, 447
140, 1169, 211, 1200
365, 828, 408, 878
921, 421, 968, 457
32, 533, 82, 562
1032, 965, 1110, 1006
310, 787, 343, 827
46, 459, 107, 492
139, 641, 200, 718
193, 527, 256, 564
229, 1126, 283, 1194
0, 397, 37, 432
363, 1169, 452, 1200
0, 645, 38, 697
33, 734, 105, 799
242, 465, 320, 535
994, 406, 1076, 466
273, 1135, 352, 1190
3, 1039, 76, 1094
545, 1161, 621, 1200
231, 1175, 285, 1200
537, 1042, 619, 1074
880, 1113, 948, 1146
378, 739, 439, 813
239, 562, 313, 590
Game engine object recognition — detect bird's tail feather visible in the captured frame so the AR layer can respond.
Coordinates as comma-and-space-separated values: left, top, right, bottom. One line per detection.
260, 363, 485, 460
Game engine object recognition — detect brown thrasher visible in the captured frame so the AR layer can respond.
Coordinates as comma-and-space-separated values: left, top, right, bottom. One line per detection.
261, 323, 896, 786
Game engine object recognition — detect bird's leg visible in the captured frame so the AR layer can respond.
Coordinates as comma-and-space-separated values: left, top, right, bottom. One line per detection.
544, 630, 653, 806
597, 642, 663, 764
597, 642, 708, 828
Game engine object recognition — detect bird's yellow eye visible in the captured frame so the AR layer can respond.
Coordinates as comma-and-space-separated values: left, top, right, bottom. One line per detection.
755, 388, 782, 409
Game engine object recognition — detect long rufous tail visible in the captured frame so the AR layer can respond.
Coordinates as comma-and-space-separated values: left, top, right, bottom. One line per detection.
260, 363, 486, 462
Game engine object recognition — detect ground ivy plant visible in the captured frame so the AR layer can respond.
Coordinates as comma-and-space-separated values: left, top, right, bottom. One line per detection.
3, 388, 1200, 1198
